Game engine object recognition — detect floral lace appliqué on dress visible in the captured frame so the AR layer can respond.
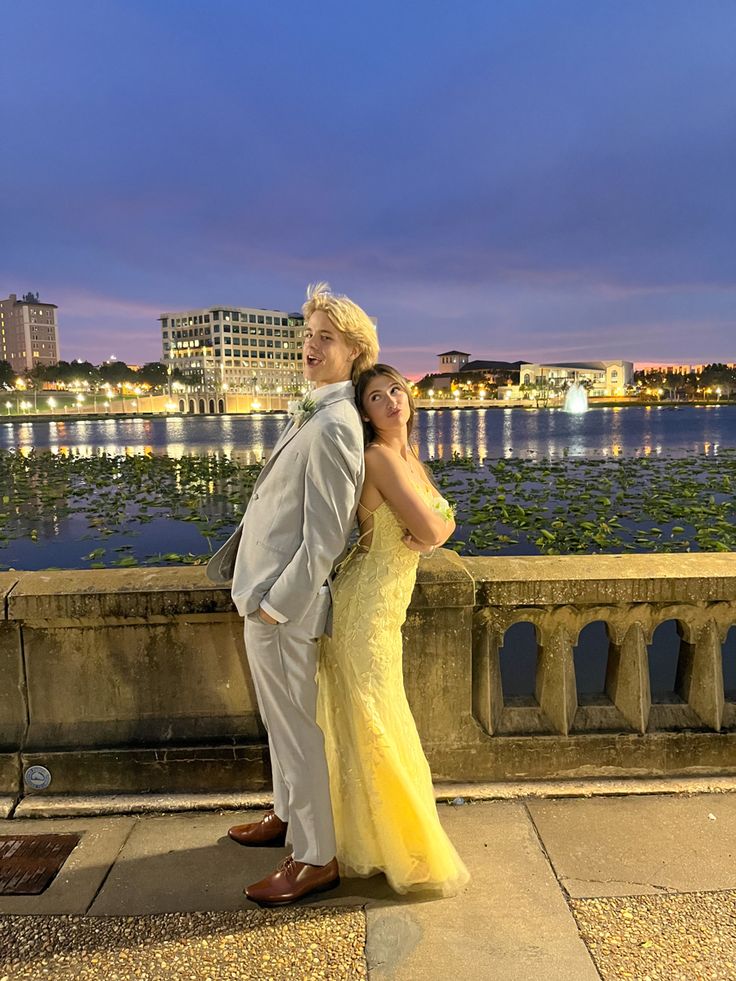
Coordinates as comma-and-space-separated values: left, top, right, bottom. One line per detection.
317, 483, 470, 897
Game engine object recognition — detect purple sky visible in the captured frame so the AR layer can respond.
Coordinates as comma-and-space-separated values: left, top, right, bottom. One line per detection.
1, 1, 734, 378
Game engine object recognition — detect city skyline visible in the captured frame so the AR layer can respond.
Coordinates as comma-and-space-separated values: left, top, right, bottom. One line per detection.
2, 1, 734, 378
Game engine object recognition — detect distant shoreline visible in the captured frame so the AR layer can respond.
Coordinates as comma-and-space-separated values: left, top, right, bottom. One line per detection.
1, 398, 734, 425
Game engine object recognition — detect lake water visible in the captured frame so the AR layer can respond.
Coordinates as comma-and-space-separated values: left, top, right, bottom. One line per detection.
3, 401, 736, 572
2, 403, 736, 461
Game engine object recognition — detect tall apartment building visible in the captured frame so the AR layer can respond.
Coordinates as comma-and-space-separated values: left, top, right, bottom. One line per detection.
160, 305, 305, 393
0, 293, 60, 372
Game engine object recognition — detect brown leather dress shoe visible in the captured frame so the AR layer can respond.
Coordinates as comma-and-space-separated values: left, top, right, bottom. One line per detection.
245, 855, 340, 907
228, 809, 288, 847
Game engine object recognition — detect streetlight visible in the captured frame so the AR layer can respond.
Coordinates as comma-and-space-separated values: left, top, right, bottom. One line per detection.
4, 401, 11, 416
76, 394, 85, 414
48, 397, 56, 412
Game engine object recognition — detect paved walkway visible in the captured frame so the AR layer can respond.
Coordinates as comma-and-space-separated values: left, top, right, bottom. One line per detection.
1, 789, 736, 979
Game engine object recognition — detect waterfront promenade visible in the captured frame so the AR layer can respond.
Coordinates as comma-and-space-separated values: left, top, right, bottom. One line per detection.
2, 780, 736, 979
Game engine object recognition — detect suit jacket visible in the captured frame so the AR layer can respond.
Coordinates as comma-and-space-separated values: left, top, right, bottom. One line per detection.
206, 381, 364, 633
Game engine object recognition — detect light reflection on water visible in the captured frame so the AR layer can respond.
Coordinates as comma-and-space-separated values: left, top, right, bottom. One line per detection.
1, 405, 735, 460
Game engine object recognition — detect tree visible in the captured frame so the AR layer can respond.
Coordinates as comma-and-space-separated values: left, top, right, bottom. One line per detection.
27, 363, 48, 386
0, 360, 15, 389
701, 363, 736, 398
519, 376, 552, 407
137, 362, 168, 390
98, 361, 136, 387
414, 373, 441, 396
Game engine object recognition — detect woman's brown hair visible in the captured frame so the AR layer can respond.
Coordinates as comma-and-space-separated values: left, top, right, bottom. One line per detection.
355, 363, 417, 448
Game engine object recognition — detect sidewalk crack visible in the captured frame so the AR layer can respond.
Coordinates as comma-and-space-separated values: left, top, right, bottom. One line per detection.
523, 803, 605, 981
84, 816, 139, 914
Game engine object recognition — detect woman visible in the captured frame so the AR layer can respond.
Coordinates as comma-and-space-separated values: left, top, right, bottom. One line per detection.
316, 364, 470, 897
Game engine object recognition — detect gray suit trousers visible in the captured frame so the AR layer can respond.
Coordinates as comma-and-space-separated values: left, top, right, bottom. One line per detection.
244, 598, 336, 866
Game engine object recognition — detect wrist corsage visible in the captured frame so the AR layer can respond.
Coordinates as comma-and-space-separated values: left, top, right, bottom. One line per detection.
430, 495, 456, 522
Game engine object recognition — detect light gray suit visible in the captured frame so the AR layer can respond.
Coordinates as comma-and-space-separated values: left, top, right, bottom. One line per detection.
207, 381, 364, 865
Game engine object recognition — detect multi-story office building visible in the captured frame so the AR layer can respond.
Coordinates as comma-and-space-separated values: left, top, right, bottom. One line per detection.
0, 293, 60, 372
159, 305, 305, 393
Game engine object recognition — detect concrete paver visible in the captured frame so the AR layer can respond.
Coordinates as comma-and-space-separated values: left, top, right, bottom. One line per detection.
88, 810, 397, 916
90, 810, 285, 915
366, 802, 599, 981
0, 816, 136, 915
527, 793, 736, 898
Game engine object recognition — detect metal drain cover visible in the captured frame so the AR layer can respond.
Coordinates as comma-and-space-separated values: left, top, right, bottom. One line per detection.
0, 834, 81, 895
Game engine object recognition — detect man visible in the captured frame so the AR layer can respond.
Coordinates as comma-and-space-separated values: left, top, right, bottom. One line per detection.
207, 282, 378, 906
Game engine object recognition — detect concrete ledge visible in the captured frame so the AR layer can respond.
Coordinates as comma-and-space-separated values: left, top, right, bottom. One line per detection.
13, 791, 274, 818
20, 743, 271, 795
465, 553, 736, 605
13, 776, 736, 819
8, 568, 235, 622
426, 731, 736, 782
8, 557, 475, 620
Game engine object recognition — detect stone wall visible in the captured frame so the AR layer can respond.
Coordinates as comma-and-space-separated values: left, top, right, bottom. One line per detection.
2, 553, 735, 798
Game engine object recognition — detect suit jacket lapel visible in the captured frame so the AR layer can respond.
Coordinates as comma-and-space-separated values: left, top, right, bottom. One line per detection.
254, 384, 356, 487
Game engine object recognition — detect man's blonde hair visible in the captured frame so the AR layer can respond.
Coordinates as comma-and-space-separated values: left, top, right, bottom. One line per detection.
302, 282, 379, 384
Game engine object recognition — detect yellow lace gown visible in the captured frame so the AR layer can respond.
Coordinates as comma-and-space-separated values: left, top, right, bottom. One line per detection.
316, 484, 470, 897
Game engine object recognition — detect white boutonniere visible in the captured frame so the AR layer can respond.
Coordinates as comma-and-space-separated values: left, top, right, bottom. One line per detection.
430, 495, 456, 522
287, 393, 317, 428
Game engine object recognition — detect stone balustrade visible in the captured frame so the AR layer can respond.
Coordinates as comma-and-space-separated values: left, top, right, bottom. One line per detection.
1, 552, 735, 799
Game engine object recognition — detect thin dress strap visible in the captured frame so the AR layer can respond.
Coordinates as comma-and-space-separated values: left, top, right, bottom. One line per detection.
335, 499, 387, 574
357, 499, 384, 517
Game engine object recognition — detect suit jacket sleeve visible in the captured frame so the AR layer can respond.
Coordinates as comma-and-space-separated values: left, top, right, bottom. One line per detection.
264, 420, 362, 622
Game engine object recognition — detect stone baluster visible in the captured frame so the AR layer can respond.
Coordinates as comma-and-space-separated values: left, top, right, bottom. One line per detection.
676, 618, 724, 731
472, 610, 504, 736
535, 620, 577, 735
605, 620, 650, 733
